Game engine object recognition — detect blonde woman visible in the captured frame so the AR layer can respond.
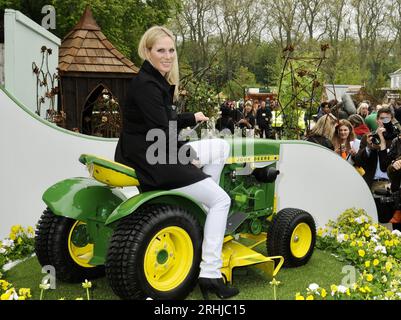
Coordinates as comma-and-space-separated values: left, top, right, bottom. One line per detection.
114, 26, 238, 300
305, 114, 337, 150
357, 102, 369, 119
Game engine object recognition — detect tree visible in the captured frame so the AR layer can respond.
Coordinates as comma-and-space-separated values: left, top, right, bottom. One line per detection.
263, 0, 305, 49
1, 0, 174, 63
299, 0, 325, 40
170, 0, 216, 71
223, 66, 260, 100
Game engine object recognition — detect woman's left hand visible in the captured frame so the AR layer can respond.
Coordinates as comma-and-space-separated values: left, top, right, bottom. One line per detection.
194, 112, 209, 122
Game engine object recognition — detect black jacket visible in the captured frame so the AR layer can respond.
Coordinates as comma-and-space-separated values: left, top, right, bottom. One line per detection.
256, 107, 272, 128
354, 134, 391, 188
216, 117, 235, 134
115, 60, 208, 191
239, 112, 255, 129
378, 136, 401, 171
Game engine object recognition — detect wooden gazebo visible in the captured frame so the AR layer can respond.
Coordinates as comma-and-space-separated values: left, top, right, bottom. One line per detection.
58, 6, 138, 136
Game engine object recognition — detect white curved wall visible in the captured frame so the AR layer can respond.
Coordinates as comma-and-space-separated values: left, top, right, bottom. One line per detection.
275, 142, 377, 228
0, 87, 378, 238
0, 88, 123, 238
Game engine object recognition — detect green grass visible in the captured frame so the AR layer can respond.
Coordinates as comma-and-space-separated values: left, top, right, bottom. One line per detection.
5, 249, 347, 300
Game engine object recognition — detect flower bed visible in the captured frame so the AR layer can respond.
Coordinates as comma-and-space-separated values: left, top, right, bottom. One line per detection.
296, 208, 401, 300
0, 225, 35, 300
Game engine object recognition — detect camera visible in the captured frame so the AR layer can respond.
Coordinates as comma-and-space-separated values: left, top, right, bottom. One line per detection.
371, 122, 401, 145
371, 132, 381, 145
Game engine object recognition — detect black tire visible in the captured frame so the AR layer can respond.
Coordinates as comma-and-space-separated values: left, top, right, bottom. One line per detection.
34, 209, 54, 267
267, 208, 316, 268
34, 208, 105, 282
105, 204, 202, 300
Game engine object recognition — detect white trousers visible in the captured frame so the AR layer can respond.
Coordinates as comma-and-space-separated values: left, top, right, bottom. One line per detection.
173, 138, 231, 278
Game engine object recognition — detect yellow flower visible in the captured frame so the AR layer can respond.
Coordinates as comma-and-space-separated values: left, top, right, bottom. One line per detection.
11, 225, 21, 234
358, 249, 366, 257
1, 292, 10, 300
365, 261, 371, 268
295, 292, 305, 300
364, 231, 371, 238
9, 232, 16, 241
350, 233, 356, 240
385, 261, 393, 272
82, 279, 92, 289
359, 287, 366, 293
76, 297, 84, 300
27, 226, 35, 234
350, 241, 356, 247
331, 284, 338, 294
366, 274, 373, 282
18, 296, 26, 300
364, 286, 372, 293
306, 295, 314, 300
344, 234, 349, 241
0, 280, 10, 291
373, 259, 380, 266
18, 288, 31, 298
358, 241, 364, 247
321, 288, 327, 298
386, 291, 395, 298
17, 237, 23, 245
317, 228, 324, 237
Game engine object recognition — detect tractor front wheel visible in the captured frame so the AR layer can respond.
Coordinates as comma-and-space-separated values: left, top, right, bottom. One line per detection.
267, 208, 316, 267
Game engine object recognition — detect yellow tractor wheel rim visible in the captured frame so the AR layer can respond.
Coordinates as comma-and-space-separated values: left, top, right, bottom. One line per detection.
144, 226, 193, 292
67, 221, 94, 268
290, 222, 312, 258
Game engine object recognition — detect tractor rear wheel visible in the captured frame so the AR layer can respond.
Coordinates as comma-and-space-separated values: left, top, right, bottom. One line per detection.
34, 209, 105, 282
105, 204, 202, 300
267, 208, 316, 267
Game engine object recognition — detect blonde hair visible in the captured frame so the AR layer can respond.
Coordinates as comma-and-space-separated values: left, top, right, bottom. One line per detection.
308, 114, 337, 140
138, 26, 179, 98
357, 102, 369, 117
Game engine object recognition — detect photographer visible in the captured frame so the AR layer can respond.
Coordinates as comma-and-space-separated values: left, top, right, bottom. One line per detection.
376, 112, 401, 225
354, 107, 395, 192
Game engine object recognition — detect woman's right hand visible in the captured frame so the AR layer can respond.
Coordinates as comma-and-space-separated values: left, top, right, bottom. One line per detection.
195, 112, 209, 122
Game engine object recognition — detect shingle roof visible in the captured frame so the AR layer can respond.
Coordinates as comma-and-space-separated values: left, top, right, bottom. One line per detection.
58, 6, 138, 74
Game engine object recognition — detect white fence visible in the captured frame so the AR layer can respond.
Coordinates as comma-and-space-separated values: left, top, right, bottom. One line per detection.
4, 9, 60, 118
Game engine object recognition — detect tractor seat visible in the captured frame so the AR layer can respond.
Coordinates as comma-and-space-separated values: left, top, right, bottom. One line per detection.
79, 154, 140, 187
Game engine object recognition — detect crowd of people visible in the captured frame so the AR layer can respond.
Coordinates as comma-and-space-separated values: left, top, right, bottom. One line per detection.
215, 96, 401, 230
305, 99, 401, 230
215, 98, 282, 138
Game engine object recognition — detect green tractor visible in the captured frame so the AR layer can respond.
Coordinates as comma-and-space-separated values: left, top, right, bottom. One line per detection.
34, 138, 316, 300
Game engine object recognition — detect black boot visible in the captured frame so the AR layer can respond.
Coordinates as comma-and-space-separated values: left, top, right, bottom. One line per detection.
198, 277, 239, 300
